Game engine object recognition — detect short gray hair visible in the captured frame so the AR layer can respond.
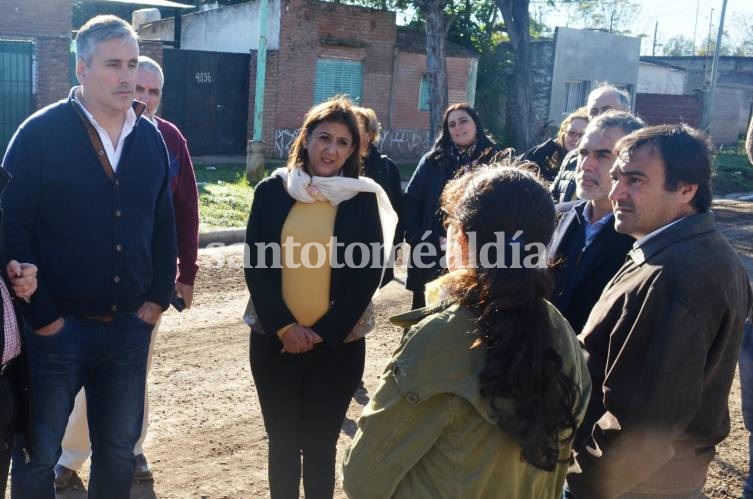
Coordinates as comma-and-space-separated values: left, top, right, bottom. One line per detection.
587, 110, 646, 136
76, 15, 138, 66
138, 55, 164, 87
589, 83, 631, 109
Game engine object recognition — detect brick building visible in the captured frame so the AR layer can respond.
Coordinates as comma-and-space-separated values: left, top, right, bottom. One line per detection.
0, 0, 73, 152
138, 0, 479, 159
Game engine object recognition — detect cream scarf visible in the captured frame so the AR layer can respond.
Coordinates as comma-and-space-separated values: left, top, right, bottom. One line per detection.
271, 167, 398, 268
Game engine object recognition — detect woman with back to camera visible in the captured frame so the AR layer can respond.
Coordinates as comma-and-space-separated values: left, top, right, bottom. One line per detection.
342, 165, 591, 499
520, 107, 588, 182
245, 96, 397, 499
403, 103, 509, 309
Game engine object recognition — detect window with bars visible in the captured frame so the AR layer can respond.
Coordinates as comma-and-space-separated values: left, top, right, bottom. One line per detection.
563, 80, 590, 114
0, 40, 34, 154
313, 59, 362, 105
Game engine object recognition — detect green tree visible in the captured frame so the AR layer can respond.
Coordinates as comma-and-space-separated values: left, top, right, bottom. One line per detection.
662, 35, 695, 56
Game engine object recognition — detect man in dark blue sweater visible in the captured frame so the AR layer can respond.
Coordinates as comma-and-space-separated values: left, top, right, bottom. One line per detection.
1, 15, 176, 499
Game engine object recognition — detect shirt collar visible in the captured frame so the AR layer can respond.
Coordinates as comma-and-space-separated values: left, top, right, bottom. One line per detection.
73, 87, 137, 131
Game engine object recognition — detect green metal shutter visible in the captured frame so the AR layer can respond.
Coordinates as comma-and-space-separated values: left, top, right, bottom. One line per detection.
418, 75, 430, 111
314, 59, 362, 104
0, 40, 34, 156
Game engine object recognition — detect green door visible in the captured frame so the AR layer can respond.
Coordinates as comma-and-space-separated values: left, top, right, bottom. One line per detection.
0, 40, 33, 157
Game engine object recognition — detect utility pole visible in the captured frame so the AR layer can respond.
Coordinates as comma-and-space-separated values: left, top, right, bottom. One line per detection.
706, 8, 714, 57
702, 0, 729, 134
652, 20, 658, 56
246, 0, 269, 182
692, 0, 701, 55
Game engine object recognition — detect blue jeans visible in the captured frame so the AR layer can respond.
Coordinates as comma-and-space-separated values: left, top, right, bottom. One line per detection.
11, 314, 152, 499
739, 320, 753, 499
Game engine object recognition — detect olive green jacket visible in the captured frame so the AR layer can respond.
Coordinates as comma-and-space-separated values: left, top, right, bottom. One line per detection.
342, 300, 591, 499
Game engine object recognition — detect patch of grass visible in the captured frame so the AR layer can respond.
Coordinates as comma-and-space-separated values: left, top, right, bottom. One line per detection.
195, 163, 251, 231
714, 150, 753, 196
195, 159, 288, 231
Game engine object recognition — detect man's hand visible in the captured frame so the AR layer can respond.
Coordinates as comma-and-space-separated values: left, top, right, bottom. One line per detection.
6, 260, 38, 301
137, 301, 163, 326
35, 317, 64, 337
175, 282, 194, 309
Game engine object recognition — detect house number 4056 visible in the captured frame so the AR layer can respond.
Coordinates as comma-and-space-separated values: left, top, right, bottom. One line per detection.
195, 72, 212, 84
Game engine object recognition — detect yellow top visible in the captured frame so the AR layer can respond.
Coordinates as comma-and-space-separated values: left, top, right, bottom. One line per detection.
277, 201, 337, 337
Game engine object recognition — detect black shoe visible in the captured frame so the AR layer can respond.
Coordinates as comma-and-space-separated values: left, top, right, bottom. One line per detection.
133, 453, 154, 482
54, 464, 76, 490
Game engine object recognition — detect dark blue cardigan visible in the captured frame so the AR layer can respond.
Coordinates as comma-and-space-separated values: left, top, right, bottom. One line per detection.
1, 90, 177, 330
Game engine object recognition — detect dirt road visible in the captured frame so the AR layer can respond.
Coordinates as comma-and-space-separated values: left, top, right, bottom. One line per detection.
55, 200, 753, 499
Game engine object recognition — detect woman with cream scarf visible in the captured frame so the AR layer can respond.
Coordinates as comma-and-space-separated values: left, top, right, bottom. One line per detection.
245, 96, 396, 499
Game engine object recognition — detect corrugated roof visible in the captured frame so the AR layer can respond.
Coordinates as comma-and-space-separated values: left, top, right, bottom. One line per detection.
95, 0, 194, 9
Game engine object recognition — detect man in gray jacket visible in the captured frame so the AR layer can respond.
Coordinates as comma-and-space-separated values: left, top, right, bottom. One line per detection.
567, 124, 752, 498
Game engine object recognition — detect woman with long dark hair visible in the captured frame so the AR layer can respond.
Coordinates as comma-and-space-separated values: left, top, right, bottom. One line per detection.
245, 96, 397, 499
343, 165, 590, 499
403, 103, 510, 309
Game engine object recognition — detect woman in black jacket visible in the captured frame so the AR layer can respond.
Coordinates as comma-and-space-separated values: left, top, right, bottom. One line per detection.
245, 97, 396, 499
520, 107, 588, 183
403, 103, 508, 309
354, 106, 403, 286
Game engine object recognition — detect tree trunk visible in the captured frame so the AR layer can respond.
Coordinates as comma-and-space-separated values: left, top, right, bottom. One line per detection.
496, 0, 535, 151
416, 0, 451, 144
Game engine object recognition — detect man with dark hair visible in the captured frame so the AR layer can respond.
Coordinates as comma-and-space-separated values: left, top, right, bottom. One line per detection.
567, 124, 752, 498
2, 15, 176, 498
549, 111, 645, 334
551, 84, 632, 203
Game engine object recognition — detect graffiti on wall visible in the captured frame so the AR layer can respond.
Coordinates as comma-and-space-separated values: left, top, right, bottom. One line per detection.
379, 129, 430, 159
274, 128, 300, 158
274, 128, 430, 160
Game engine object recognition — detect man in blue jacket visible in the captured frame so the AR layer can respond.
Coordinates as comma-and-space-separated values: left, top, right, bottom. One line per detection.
1, 15, 176, 499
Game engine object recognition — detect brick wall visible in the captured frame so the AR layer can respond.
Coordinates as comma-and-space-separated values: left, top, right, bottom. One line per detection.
0, 0, 73, 109
275, 0, 396, 129
634, 93, 703, 128
391, 52, 473, 130
139, 41, 164, 68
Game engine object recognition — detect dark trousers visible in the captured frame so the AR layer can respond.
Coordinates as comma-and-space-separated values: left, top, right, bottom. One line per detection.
250, 330, 365, 499
1, 358, 20, 499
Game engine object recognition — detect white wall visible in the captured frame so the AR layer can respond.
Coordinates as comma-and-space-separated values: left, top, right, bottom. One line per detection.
638, 63, 685, 94
548, 27, 641, 124
139, 0, 281, 53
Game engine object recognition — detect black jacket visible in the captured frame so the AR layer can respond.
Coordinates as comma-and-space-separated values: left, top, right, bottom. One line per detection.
363, 146, 403, 287
550, 149, 578, 203
519, 138, 566, 183
244, 175, 383, 347
403, 144, 504, 293
548, 201, 634, 334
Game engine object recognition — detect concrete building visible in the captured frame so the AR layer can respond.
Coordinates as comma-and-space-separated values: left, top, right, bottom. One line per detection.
640, 56, 753, 143
547, 27, 641, 124
138, 0, 479, 159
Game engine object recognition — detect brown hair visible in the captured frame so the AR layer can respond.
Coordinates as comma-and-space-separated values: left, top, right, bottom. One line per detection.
555, 107, 588, 150
287, 96, 362, 178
